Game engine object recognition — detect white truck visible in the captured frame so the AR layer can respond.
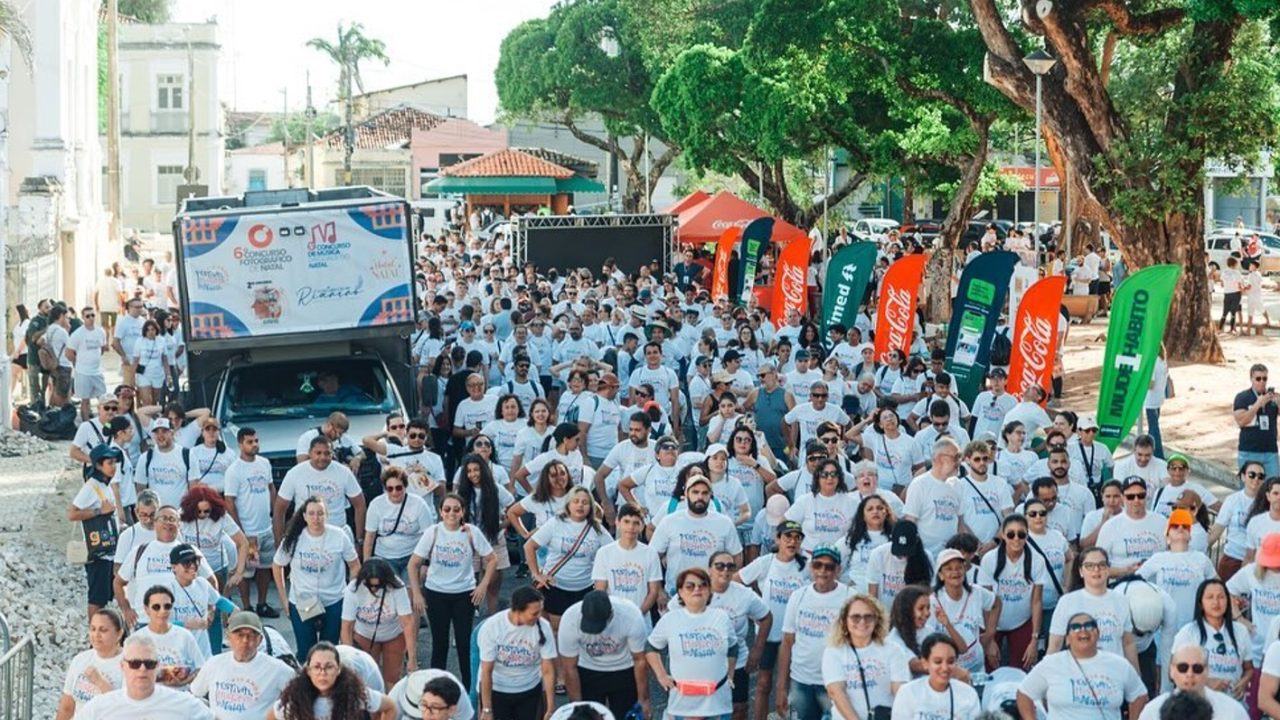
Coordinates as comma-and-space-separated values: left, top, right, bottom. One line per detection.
173, 187, 418, 482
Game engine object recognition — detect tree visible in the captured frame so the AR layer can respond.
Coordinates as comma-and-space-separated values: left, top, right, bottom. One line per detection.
115, 0, 171, 23
307, 22, 389, 184
968, 0, 1280, 362
496, 0, 675, 213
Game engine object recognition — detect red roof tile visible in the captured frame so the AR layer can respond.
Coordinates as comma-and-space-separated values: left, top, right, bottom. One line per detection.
441, 149, 574, 179
319, 105, 446, 150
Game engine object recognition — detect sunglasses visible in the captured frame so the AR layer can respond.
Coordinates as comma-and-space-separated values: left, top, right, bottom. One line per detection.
818, 469, 841, 478
149, 603, 173, 610
810, 393, 828, 399
712, 561, 738, 571
1004, 530, 1027, 540
682, 581, 708, 590
441, 506, 463, 513
811, 561, 837, 571
124, 658, 159, 670
847, 613, 877, 625
1246, 471, 1266, 479
1026, 510, 1047, 518
1125, 492, 1147, 501
408, 432, 428, 440
1174, 662, 1206, 675
806, 455, 827, 463
1066, 620, 1098, 633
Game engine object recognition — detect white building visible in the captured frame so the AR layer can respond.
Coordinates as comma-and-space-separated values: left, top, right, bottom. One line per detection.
117, 20, 224, 233
5, 0, 108, 309
224, 142, 289, 196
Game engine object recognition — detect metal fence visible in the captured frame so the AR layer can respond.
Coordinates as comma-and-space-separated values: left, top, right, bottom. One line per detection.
0, 613, 33, 720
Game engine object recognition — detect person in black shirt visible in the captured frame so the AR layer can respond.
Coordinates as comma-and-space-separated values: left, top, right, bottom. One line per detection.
1234, 362, 1278, 477
674, 248, 704, 292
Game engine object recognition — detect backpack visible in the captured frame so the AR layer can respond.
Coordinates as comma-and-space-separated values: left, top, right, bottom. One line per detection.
36, 336, 57, 372
507, 379, 544, 399
144, 447, 191, 481
990, 330, 1013, 367
562, 394, 599, 425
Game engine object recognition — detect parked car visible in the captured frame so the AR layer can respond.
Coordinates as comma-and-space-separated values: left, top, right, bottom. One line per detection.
961, 220, 1009, 246
1205, 230, 1280, 273
849, 218, 900, 243
899, 218, 943, 242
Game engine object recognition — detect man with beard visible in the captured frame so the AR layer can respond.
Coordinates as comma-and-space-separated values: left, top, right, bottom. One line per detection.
649, 476, 742, 594
1046, 446, 1095, 544
594, 413, 656, 524
363, 417, 446, 498
275, 437, 366, 543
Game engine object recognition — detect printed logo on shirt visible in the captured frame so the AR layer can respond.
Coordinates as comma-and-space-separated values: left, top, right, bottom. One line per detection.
581, 633, 625, 658
795, 607, 840, 639
294, 548, 335, 574
356, 600, 390, 626
996, 574, 1033, 605
813, 508, 851, 534
1070, 674, 1120, 707
301, 481, 342, 504
70, 671, 107, 703
213, 676, 267, 713
1152, 564, 1199, 590
676, 627, 723, 658
1253, 586, 1280, 616
1120, 533, 1163, 561
607, 564, 645, 595
930, 495, 959, 522
841, 657, 887, 691
495, 639, 541, 667
767, 575, 805, 606
433, 540, 470, 569
676, 531, 718, 558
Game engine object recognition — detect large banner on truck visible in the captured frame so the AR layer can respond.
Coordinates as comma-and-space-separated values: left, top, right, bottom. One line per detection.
178, 201, 415, 343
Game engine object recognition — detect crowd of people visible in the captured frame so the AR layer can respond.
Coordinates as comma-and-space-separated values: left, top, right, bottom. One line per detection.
46, 217, 1280, 720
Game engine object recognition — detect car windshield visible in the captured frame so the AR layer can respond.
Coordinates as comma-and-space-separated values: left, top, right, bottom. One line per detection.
222, 358, 395, 421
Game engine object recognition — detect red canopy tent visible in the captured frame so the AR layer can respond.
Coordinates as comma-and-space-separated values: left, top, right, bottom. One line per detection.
672, 190, 806, 245
662, 190, 711, 215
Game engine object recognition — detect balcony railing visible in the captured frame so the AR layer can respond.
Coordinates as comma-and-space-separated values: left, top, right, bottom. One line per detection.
150, 111, 188, 133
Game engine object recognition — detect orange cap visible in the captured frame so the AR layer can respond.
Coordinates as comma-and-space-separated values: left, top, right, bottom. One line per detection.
1260, 533, 1280, 569
1166, 508, 1195, 531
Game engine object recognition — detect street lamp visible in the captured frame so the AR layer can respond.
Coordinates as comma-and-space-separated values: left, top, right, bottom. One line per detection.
1024, 48, 1056, 267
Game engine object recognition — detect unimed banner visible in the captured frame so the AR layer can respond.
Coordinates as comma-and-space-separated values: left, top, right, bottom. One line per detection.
821, 242, 877, 335
711, 227, 741, 302
1096, 264, 1182, 450
772, 236, 811, 328
873, 253, 928, 363
736, 217, 773, 305
944, 251, 1019, 406
1007, 275, 1067, 403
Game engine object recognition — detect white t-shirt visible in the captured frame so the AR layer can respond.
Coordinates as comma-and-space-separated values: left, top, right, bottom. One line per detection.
1137, 689, 1248, 720
454, 395, 499, 433
1246, 513, 1280, 554
822, 642, 910, 720
784, 492, 859, 553
60, 649, 123, 710
1171, 620, 1253, 690
115, 312, 145, 357
1019, 649, 1147, 720
1137, 550, 1216, 629
782, 582, 856, 684
189, 650, 295, 720
117, 538, 214, 610
996, 448, 1039, 486
585, 397, 624, 459
477, 611, 557, 693
133, 446, 190, 508
414, 523, 494, 594
784, 403, 850, 450
979, 549, 1047, 631
341, 582, 413, 643
865, 543, 912, 608
739, 554, 807, 643
628, 364, 680, 413
628, 462, 681, 511
650, 510, 743, 592
869, 432, 921, 490
277, 462, 362, 520
187, 444, 235, 493
514, 426, 555, 466
1049, 589, 1134, 656
67, 325, 108, 375
557, 596, 646, 672
132, 624, 203, 678
1027, 529, 1069, 608
1002, 402, 1052, 443
481, 418, 525, 468
272, 525, 357, 606
590, 540, 662, 611
1227, 564, 1280, 658
293, 428, 360, 460
178, 515, 242, 573
530, 518, 610, 592
924, 587, 996, 674
164, 576, 218, 658
386, 671, 474, 720
76, 686, 215, 720
223, 456, 274, 536
1095, 512, 1168, 569
1215, 490, 1255, 561
709, 581, 771, 669
951, 474, 1014, 544
971, 391, 1017, 440
890, 677, 981, 720
271, 687, 384, 720
647, 606, 737, 718
366, 493, 432, 560
903, 473, 962, 555
384, 446, 447, 498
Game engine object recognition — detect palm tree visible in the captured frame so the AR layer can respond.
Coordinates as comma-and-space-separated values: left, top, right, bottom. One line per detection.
0, 1, 33, 67
306, 22, 389, 185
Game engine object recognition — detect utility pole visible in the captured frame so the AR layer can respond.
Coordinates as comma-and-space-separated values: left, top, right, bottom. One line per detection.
182, 28, 199, 186
105, 0, 122, 244
281, 87, 291, 188
305, 72, 316, 188
342, 60, 354, 186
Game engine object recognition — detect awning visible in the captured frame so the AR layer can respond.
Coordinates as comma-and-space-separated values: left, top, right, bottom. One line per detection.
424, 176, 557, 195
673, 190, 807, 244
555, 176, 606, 193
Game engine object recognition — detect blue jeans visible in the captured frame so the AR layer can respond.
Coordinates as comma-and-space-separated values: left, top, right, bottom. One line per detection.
1145, 408, 1164, 458
1239, 450, 1280, 479
383, 555, 412, 587
787, 680, 830, 720
289, 600, 342, 660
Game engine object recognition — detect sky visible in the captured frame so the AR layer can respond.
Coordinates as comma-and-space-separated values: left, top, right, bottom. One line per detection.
170, 0, 558, 125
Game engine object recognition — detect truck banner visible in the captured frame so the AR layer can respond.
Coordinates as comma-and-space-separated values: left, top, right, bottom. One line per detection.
1096, 264, 1182, 450
872, 253, 928, 364
772, 236, 811, 328
711, 227, 741, 303
821, 241, 877, 335
735, 217, 773, 305
1007, 275, 1067, 405
178, 201, 414, 343
944, 251, 1019, 406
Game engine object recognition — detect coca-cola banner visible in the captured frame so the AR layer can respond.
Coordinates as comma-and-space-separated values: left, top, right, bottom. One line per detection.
735, 217, 774, 305
1096, 264, 1182, 451
821, 241, 877, 335
1007, 276, 1067, 405
944, 251, 1019, 406
711, 227, 741, 302
872, 253, 928, 363
771, 236, 811, 328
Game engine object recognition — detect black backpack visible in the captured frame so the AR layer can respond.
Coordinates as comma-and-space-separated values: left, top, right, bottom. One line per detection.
990, 330, 1013, 367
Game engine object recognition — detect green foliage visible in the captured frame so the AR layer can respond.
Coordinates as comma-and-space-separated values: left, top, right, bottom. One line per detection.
307, 22, 389, 102
115, 0, 171, 23
267, 111, 341, 147
933, 164, 1025, 207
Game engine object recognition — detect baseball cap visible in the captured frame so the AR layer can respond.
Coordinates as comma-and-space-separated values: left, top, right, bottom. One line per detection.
685, 475, 713, 493
935, 548, 967, 574
639, 288, 652, 299
89, 444, 124, 465
890, 521, 920, 558
169, 543, 199, 565
987, 367, 1008, 378
1121, 476, 1147, 491
695, 355, 713, 367
712, 371, 734, 384
99, 393, 118, 406
226, 611, 264, 636
460, 321, 476, 331
1078, 415, 1100, 430
579, 591, 613, 634
722, 349, 743, 363
631, 306, 649, 321
149, 417, 172, 432
811, 545, 842, 564
597, 373, 620, 388
795, 349, 811, 360
775, 519, 804, 537
765, 495, 790, 525
1167, 508, 1195, 530
1259, 534, 1280, 569
1166, 453, 1190, 468
705, 443, 728, 458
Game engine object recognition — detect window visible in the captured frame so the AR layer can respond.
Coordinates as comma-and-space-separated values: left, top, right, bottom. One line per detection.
157, 165, 184, 205
157, 74, 184, 110
345, 167, 407, 198
248, 169, 267, 192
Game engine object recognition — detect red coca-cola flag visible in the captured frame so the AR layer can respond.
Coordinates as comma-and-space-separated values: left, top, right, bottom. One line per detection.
711, 227, 741, 302
872, 254, 928, 363
1007, 275, 1067, 404
771, 236, 811, 328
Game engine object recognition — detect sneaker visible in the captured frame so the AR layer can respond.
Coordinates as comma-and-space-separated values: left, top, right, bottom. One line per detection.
515, 564, 530, 579
256, 604, 280, 619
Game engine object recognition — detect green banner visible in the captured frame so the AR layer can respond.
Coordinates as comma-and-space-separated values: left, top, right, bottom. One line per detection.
944, 251, 1019, 406
821, 241, 877, 335
1096, 264, 1183, 451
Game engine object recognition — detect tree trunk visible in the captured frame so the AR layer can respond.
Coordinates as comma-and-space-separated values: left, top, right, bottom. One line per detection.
924, 121, 990, 326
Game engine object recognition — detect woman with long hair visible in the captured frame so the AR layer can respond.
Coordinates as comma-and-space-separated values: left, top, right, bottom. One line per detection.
457, 433, 512, 493
482, 394, 525, 470
507, 459, 573, 539
454, 453, 514, 615
977, 514, 1045, 670
409, 492, 497, 690
1023, 498, 1071, 648
736, 324, 766, 376
842, 494, 894, 593
1172, 579, 1253, 701
708, 550, 773, 720
886, 586, 938, 679
727, 424, 776, 524
855, 406, 919, 493
178, 485, 248, 654
823, 594, 908, 720
55, 608, 126, 719
785, 458, 859, 554
996, 421, 1038, 493
341, 557, 416, 688
130, 319, 169, 406
1210, 460, 1267, 580
268, 641, 393, 719
526, 486, 609, 632
927, 549, 999, 675
512, 398, 555, 481
478, 586, 557, 720
426, 353, 454, 453
647, 567, 738, 720
705, 393, 743, 446
363, 466, 432, 584
873, 349, 904, 400
1046, 546, 1139, 668
272, 497, 360, 659
513, 422, 584, 494
891, 634, 981, 719
737, 519, 807, 720
867, 520, 932, 608
1245, 477, 1280, 564
187, 417, 235, 492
